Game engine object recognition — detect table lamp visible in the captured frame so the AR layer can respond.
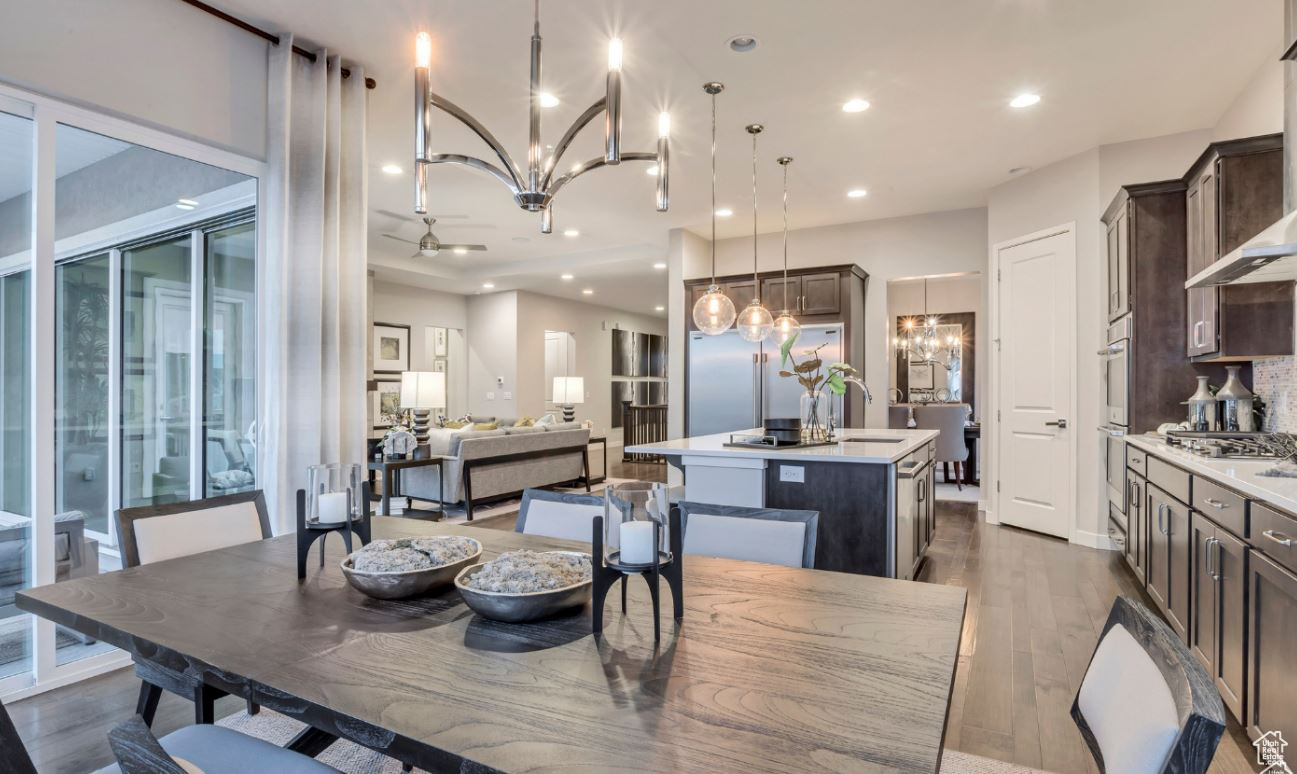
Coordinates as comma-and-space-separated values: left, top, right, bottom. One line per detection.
552, 376, 585, 422
401, 371, 446, 458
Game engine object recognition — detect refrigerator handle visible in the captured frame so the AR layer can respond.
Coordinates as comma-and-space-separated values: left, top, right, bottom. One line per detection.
753, 353, 761, 427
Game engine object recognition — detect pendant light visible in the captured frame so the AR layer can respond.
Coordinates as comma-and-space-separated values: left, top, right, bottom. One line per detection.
772, 156, 800, 347
737, 123, 774, 342
691, 82, 737, 335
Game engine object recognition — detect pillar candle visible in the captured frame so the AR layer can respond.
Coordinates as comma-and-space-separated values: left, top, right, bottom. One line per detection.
318, 491, 349, 524
620, 521, 655, 565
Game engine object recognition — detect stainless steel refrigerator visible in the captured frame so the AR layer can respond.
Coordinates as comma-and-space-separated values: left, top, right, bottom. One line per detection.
687, 324, 843, 437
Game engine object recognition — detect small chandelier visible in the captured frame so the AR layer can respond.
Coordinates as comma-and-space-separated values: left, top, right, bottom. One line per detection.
896, 278, 944, 364
413, 0, 668, 231
692, 83, 737, 335
736, 123, 774, 343
771, 156, 800, 347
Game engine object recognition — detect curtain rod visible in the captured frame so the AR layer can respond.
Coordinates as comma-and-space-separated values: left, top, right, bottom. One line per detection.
179, 0, 377, 90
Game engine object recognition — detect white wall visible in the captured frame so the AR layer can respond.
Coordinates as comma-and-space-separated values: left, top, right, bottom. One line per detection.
696, 207, 989, 428
886, 274, 985, 409
514, 291, 668, 448
370, 280, 469, 415
667, 229, 707, 445
1211, 56, 1284, 141
465, 292, 519, 418
0, 0, 268, 159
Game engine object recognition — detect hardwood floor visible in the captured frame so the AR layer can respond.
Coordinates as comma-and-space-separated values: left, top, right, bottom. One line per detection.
929, 501, 1257, 774
7, 494, 1258, 773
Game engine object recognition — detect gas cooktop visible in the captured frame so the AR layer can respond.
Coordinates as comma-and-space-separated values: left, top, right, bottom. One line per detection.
1164, 431, 1284, 460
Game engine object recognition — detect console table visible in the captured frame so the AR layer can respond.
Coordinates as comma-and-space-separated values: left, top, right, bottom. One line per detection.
367, 456, 446, 517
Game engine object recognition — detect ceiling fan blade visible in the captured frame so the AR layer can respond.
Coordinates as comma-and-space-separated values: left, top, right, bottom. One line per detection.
375, 209, 469, 221
439, 244, 488, 251
382, 233, 419, 246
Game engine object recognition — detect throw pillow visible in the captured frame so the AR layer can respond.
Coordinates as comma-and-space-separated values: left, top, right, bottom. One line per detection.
514, 416, 535, 427
444, 420, 467, 429
472, 421, 499, 431
536, 413, 558, 426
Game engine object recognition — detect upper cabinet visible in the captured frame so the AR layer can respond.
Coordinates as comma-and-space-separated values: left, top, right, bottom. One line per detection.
1184, 134, 1294, 361
1106, 203, 1130, 322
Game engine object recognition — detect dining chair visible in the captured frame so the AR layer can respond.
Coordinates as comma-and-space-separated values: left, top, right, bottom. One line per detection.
915, 403, 970, 489
677, 502, 819, 569
101, 715, 339, 773
115, 490, 272, 727
515, 489, 605, 542
942, 596, 1225, 774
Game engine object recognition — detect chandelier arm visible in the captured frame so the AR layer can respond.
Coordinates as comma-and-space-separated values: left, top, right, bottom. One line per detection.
539, 97, 608, 190
427, 90, 527, 191
545, 151, 656, 198
422, 154, 523, 196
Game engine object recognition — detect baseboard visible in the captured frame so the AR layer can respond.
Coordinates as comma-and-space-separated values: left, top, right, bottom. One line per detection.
1072, 528, 1116, 551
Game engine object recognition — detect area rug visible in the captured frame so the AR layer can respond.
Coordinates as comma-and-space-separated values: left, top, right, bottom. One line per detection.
216, 710, 417, 773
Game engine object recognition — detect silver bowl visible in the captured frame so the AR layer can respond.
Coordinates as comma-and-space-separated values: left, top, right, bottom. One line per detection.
340, 538, 483, 600
454, 551, 593, 623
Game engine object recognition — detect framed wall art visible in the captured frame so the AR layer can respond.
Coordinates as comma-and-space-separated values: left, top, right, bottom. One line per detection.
373, 322, 410, 373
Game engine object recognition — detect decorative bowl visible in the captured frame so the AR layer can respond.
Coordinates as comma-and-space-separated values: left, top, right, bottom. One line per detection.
340, 538, 483, 600
454, 551, 593, 623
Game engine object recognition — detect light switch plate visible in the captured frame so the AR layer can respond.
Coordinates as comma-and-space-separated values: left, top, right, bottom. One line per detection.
779, 465, 805, 483
486, 391, 496, 400
503, 391, 512, 400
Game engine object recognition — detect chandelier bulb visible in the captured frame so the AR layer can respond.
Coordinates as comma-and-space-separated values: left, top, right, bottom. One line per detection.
415, 32, 432, 69
608, 38, 623, 71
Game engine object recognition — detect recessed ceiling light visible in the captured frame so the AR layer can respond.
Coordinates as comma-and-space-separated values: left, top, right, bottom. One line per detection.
539, 92, 560, 108
653, 262, 666, 270
453, 247, 468, 255
381, 163, 402, 175
482, 282, 495, 289
561, 273, 574, 280
842, 98, 870, 113
582, 288, 594, 295
646, 165, 659, 176
715, 208, 733, 217
564, 229, 580, 237
847, 189, 868, 199
727, 35, 757, 53
1009, 93, 1041, 109
655, 305, 665, 312
175, 198, 198, 210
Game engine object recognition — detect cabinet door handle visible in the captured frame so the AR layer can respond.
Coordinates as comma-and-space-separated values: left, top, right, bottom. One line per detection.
1156, 503, 1167, 535
1263, 529, 1294, 547
1203, 497, 1228, 510
1192, 320, 1205, 348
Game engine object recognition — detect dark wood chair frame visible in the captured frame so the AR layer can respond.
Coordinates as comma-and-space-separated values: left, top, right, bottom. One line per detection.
1070, 596, 1226, 774
0, 696, 36, 774
114, 490, 272, 726
677, 501, 821, 569
460, 445, 590, 520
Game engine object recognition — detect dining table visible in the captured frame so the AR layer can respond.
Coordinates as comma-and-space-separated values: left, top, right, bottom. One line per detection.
16, 517, 967, 773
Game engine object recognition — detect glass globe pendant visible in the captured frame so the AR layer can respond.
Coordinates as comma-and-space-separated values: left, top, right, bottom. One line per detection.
693, 283, 737, 334
771, 156, 800, 348
738, 298, 775, 342
693, 82, 734, 335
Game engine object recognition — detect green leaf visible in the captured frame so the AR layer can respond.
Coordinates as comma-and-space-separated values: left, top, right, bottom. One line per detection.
827, 372, 847, 396
829, 362, 858, 375
779, 331, 798, 368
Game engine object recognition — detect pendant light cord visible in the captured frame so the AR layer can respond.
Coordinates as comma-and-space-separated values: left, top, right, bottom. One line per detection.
781, 161, 789, 312
710, 92, 717, 284
751, 129, 759, 292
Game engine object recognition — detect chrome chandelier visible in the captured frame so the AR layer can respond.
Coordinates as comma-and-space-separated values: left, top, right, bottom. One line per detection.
413, 0, 669, 231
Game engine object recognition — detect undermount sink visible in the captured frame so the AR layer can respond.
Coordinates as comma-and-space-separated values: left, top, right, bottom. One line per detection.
841, 437, 906, 444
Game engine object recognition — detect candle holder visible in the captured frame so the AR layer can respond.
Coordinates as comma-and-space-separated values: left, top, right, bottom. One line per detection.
297, 463, 372, 579
591, 482, 683, 641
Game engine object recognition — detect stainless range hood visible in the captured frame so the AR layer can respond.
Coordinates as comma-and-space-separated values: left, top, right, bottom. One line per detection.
1186, 9, 1297, 289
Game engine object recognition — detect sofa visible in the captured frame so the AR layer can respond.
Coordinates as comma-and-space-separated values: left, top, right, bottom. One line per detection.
401, 419, 591, 519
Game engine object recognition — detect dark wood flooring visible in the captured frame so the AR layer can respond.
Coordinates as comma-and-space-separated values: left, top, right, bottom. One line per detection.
7, 493, 1257, 773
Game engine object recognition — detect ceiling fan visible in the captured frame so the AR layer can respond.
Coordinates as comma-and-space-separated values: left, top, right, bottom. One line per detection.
382, 217, 487, 257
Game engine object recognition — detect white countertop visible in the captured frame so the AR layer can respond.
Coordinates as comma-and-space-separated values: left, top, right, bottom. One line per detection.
625, 428, 939, 465
1126, 434, 1297, 514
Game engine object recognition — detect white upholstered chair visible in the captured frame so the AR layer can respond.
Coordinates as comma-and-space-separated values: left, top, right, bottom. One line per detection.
942, 596, 1225, 774
99, 716, 339, 774
114, 491, 272, 726
514, 489, 605, 543
677, 502, 819, 569
915, 403, 971, 489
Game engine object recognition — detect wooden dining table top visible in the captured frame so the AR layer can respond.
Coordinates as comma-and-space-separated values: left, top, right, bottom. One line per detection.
17, 517, 967, 773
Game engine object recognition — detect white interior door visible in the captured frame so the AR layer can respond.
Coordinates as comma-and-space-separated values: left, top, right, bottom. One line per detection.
996, 228, 1074, 539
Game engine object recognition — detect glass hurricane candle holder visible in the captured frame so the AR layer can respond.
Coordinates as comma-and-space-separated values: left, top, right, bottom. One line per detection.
592, 481, 683, 641
306, 463, 364, 525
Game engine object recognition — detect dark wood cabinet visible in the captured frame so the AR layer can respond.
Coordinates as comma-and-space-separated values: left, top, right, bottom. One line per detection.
1106, 204, 1130, 322
1147, 482, 1190, 642
1184, 134, 1293, 362
800, 272, 842, 316
1246, 550, 1297, 745
1125, 471, 1148, 585
760, 276, 800, 313
1189, 512, 1247, 722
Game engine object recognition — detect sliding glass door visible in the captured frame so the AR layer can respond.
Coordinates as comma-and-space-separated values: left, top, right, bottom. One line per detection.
0, 84, 262, 693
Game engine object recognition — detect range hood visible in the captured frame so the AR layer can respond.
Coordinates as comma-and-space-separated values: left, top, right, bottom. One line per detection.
1186, 11, 1297, 289
1184, 210, 1297, 287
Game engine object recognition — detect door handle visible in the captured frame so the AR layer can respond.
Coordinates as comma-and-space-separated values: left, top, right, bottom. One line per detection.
1045, 419, 1068, 428
1212, 538, 1223, 582
1262, 529, 1294, 547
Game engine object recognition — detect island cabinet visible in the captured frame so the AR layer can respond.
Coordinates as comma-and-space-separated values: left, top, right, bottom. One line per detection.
1183, 134, 1294, 361
1246, 502, 1297, 745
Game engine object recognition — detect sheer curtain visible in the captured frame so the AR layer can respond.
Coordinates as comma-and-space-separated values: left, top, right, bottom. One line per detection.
260, 36, 368, 531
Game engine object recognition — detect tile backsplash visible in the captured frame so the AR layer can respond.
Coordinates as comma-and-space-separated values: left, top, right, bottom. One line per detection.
1253, 356, 1297, 432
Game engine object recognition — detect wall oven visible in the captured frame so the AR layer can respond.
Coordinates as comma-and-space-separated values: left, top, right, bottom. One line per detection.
1101, 316, 1131, 525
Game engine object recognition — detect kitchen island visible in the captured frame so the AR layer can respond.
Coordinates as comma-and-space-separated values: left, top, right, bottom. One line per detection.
626, 428, 938, 578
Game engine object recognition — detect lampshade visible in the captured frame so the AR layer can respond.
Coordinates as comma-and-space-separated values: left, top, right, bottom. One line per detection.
553, 376, 585, 404
400, 371, 446, 409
